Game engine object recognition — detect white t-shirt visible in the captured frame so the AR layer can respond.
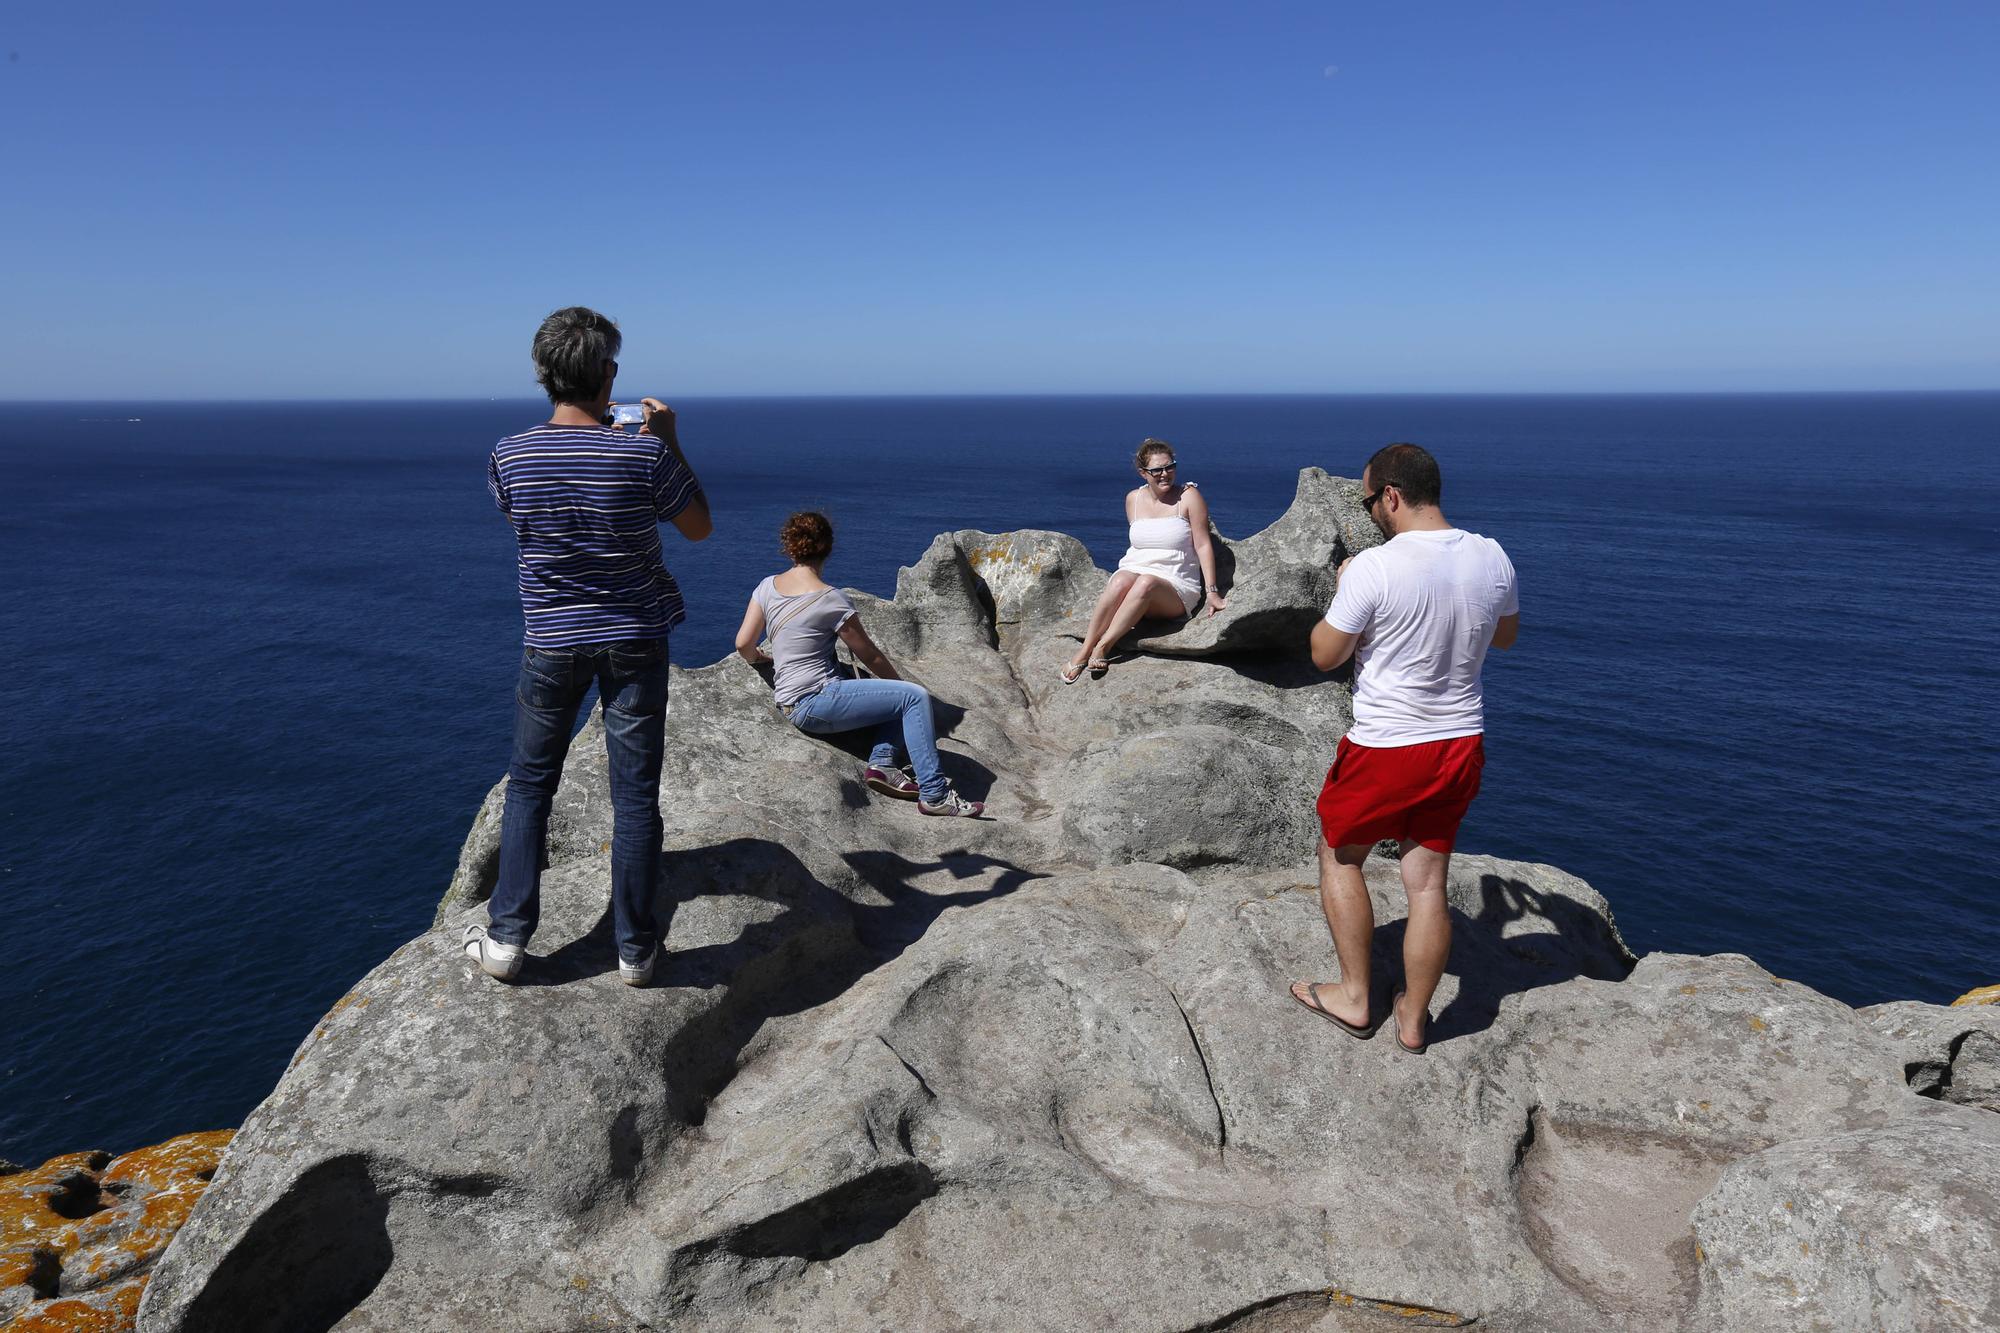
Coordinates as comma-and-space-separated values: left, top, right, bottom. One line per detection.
1325, 528, 1518, 747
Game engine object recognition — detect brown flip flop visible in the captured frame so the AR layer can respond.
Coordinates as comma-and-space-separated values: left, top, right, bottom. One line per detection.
1388, 990, 1428, 1055
1289, 981, 1379, 1040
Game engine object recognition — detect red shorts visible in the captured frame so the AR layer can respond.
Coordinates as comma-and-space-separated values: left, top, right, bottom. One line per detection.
1315, 734, 1485, 853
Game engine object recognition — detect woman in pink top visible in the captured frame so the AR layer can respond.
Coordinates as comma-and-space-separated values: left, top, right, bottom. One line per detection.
1060, 439, 1228, 683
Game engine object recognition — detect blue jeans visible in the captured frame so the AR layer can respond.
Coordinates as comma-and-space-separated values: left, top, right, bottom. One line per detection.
787, 678, 948, 803
490, 639, 670, 964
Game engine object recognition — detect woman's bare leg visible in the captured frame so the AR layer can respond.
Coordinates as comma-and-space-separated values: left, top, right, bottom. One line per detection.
1096, 576, 1185, 660
1070, 570, 1138, 670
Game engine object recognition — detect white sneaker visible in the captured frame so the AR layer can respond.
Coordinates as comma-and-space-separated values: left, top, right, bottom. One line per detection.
619, 950, 656, 987
918, 788, 986, 818
462, 923, 523, 981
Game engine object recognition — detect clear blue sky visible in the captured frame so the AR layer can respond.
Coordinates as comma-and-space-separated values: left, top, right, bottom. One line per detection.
4, 2, 1996, 397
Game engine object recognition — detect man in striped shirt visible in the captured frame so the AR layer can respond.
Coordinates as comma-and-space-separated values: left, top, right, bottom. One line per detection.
466, 307, 713, 986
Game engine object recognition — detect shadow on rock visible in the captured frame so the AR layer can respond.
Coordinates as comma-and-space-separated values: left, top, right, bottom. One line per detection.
841, 847, 1044, 953
1371, 872, 1635, 1044
1215, 644, 1340, 691
648, 838, 1041, 1124
517, 907, 625, 986
1212, 538, 1237, 593
172, 1156, 391, 1333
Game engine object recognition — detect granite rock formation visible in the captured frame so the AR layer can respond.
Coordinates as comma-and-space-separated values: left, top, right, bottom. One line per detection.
139, 472, 2000, 1332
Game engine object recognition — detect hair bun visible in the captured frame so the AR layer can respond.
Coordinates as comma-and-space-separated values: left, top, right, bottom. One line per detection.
779, 511, 834, 564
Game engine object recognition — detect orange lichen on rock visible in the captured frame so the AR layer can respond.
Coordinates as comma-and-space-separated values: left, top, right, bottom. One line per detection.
0, 1131, 232, 1333
0, 1153, 111, 1244
6, 1275, 146, 1332
1952, 983, 2000, 1007
1, 1151, 114, 1311
58, 1188, 199, 1291
0, 1248, 45, 1290
98, 1132, 230, 1195
1326, 1287, 1473, 1326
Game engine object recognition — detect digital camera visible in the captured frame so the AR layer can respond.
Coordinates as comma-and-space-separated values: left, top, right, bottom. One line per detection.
606, 403, 647, 427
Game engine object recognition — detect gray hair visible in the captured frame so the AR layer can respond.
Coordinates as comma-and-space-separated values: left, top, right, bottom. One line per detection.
531, 307, 622, 405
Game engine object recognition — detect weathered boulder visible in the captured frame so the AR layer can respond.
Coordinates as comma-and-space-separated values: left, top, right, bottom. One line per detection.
1691, 1109, 2000, 1330
1860, 999, 2000, 1115
142, 473, 2000, 1332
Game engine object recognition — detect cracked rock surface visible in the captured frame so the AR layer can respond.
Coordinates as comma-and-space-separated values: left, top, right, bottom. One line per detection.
140, 472, 2000, 1332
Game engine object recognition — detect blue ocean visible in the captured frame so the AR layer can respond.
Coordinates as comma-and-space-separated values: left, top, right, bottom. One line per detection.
3, 394, 1996, 1165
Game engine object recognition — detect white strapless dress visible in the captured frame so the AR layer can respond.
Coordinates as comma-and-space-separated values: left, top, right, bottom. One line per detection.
1118, 514, 1203, 614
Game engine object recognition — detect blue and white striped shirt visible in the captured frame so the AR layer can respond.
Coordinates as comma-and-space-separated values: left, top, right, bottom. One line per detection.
488, 424, 700, 648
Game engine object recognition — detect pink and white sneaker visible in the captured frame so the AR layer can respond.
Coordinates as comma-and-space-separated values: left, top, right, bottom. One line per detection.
864, 764, 920, 800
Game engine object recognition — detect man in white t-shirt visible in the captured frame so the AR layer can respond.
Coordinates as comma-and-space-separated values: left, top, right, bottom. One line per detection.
1289, 443, 1519, 1054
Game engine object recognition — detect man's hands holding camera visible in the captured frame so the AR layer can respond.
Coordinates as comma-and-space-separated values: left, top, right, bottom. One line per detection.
641, 399, 678, 446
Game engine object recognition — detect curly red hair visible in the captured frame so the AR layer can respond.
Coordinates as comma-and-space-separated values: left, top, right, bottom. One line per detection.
779, 511, 834, 564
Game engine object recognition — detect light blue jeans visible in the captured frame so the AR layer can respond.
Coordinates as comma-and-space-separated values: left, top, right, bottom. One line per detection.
787, 678, 948, 802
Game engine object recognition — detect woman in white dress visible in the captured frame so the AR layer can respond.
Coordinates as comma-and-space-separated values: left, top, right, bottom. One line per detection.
1061, 439, 1228, 683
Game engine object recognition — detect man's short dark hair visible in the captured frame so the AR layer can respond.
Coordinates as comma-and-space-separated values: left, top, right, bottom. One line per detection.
1365, 442, 1442, 507
532, 307, 622, 405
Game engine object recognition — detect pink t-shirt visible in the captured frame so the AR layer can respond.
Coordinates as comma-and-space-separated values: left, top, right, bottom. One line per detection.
1325, 528, 1518, 747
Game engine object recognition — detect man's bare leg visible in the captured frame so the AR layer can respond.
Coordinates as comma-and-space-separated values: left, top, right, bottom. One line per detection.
1393, 841, 1452, 1050
1301, 838, 1376, 1027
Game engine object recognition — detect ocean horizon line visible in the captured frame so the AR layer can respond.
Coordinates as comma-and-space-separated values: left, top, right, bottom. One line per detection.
6, 386, 2000, 407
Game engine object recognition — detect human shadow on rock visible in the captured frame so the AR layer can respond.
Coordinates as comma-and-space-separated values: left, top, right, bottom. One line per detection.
651, 838, 1041, 1123
840, 847, 1043, 953
1372, 872, 1633, 1045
